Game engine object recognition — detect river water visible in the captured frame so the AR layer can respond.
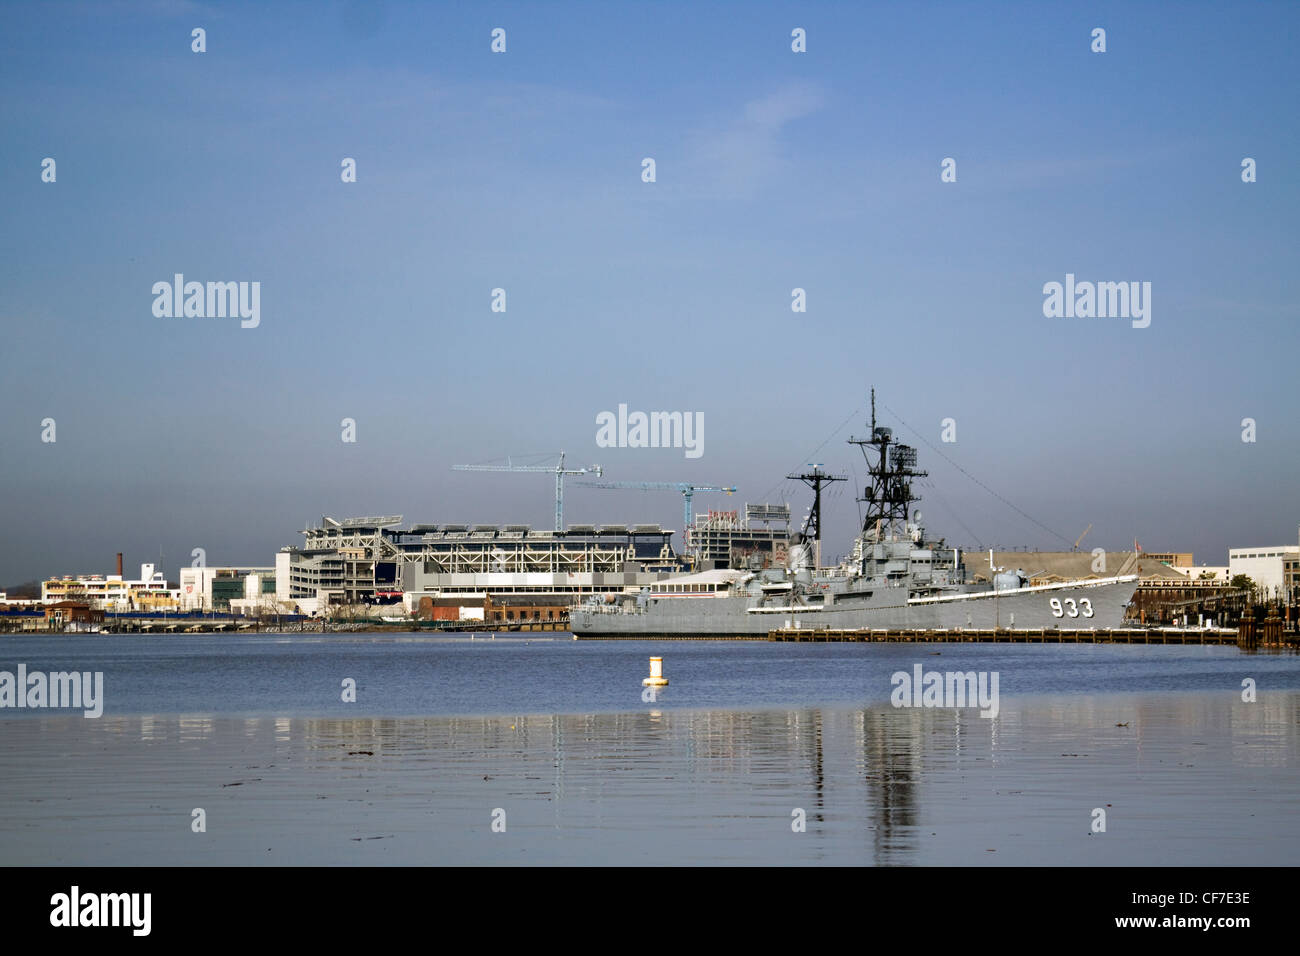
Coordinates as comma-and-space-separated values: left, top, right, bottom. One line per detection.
1, 634, 1297, 864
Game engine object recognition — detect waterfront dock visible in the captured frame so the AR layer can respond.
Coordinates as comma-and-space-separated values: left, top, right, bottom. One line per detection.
765, 626, 1271, 646
571, 625, 1300, 646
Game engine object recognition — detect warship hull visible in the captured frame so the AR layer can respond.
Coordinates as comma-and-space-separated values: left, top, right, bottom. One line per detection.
570, 576, 1140, 638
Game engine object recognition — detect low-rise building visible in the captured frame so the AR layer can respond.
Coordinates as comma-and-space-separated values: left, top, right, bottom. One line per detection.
0, 592, 43, 607
41, 564, 176, 612
1228, 546, 1300, 598
179, 566, 276, 611
483, 593, 569, 624
44, 602, 105, 629
415, 595, 485, 622
228, 595, 297, 617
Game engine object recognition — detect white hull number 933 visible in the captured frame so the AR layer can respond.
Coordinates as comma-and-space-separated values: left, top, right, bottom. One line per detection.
1050, 598, 1092, 621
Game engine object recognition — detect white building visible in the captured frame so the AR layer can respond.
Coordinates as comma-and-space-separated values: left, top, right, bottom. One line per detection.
41, 564, 177, 611
274, 550, 324, 617
1228, 546, 1299, 596
275, 550, 293, 605
178, 566, 276, 611
229, 594, 298, 616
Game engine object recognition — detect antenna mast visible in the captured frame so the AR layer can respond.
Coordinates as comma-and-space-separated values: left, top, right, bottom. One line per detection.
787, 464, 847, 569
848, 388, 927, 543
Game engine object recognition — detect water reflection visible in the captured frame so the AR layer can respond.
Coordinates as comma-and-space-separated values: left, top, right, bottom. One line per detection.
860, 709, 920, 862
1, 693, 1297, 865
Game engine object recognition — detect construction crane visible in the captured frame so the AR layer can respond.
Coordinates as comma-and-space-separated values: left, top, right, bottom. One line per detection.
1073, 523, 1093, 552
453, 452, 601, 531
573, 481, 737, 551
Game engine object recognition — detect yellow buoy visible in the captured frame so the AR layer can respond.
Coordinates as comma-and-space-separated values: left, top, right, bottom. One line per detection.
642, 656, 668, 687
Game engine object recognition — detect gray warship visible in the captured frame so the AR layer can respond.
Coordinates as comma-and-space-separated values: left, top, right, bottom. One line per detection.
570, 394, 1138, 638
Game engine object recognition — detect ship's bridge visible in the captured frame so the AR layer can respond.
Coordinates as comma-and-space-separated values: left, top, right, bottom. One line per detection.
645, 568, 746, 595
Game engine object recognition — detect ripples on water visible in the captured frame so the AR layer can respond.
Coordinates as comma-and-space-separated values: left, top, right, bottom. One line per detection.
0, 633, 1297, 716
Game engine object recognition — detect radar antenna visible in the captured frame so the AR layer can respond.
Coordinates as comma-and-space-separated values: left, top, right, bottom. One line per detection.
848, 389, 927, 543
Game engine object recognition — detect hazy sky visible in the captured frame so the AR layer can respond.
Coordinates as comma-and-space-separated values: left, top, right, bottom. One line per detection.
2, 0, 1297, 583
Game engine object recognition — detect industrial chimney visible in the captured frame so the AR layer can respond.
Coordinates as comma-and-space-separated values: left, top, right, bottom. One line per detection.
116, 553, 123, 577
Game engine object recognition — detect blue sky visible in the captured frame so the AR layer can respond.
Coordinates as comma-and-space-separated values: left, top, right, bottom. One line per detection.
2, 0, 1297, 582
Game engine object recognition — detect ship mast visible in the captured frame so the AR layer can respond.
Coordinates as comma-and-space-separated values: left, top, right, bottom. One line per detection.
787, 464, 847, 569
848, 389, 927, 543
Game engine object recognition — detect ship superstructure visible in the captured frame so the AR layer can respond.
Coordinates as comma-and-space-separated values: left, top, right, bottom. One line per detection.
570, 392, 1139, 637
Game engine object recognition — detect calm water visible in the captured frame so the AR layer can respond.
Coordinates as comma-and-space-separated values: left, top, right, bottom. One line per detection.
2, 698, 1297, 865
0, 633, 1297, 716
2, 635, 1297, 865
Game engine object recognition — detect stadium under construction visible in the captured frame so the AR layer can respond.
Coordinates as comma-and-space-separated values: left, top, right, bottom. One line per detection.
277, 505, 793, 613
